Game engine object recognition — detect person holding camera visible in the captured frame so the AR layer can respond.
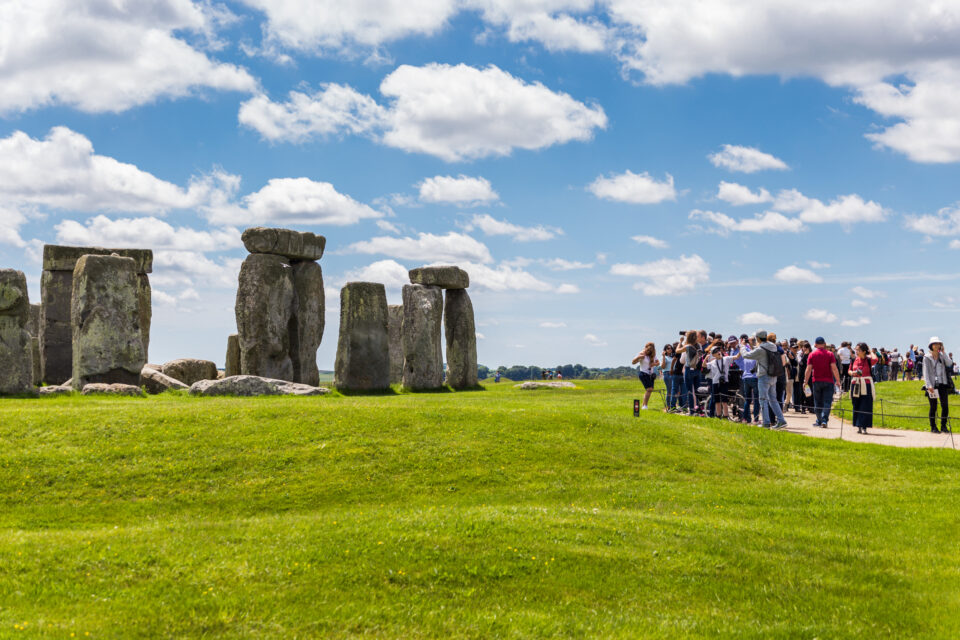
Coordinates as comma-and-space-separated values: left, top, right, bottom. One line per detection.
923, 337, 954, 434
849, 342, 878, 434
632, 342, 660, 411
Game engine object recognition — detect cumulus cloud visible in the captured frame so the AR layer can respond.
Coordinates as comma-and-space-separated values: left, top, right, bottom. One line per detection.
346, 232, 494, 263
460, 262, 556, 293
851, 286, 885, 299
690, 210, 804, 235
240, 63, 607, 161
610, 254, 710, 296
151, 251, 242, 290
584, 333, 607, 347
739, 312, 778, 325
418, 175, 499, 205
555, 283, 580, 294
55, 216, 240, 252
469, 0, 609, 53
463, 214, 562, 241
231, 178, 384, 226
716, 181, 773, 205
342, 259, 411, 289
904, 203, 960, 236
631, 235, 668, 249
1, 0, 255, 113
708, 145, 788, 173
951, 239, 960, 250
0, 207, 29, 247
774, 265, 823, 284
773, 189, 887, 224
805, 308, 838, 323
841, 317, 872, 328
587, 171, 676, 204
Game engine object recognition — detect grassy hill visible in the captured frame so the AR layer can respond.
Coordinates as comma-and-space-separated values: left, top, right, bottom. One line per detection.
0, 380, 958, 638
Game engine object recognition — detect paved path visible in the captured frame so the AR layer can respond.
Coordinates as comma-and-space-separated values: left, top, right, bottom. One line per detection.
778, 409, 958, 450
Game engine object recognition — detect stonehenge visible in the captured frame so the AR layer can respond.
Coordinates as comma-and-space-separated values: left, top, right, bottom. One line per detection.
401, 284, 444, 390
235, 228, 325, 385
0, 269, 36, 395
387, 305, 403, 385
334, 282, 390, 391
161, 359, 218, 386
444, 289, 478, 389
225, 334, 240, 377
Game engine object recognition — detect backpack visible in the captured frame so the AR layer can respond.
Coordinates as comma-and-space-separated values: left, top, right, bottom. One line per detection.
765, 347, 785, 377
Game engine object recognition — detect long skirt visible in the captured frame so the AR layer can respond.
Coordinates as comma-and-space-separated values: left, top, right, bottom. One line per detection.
851, 388, 874, 429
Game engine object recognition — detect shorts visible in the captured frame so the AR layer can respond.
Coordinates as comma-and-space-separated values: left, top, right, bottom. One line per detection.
638, 372, 655, 390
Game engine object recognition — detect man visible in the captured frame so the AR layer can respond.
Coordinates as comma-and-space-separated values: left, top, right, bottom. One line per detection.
889, 348, 901, 381
836, 341, 853, 391
735, 336, 760, 424
743, 330, 787, 429
804, 337, 842, 428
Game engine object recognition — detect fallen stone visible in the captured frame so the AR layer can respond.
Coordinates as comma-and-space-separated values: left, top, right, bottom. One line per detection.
161, 358, 218, 385
242, 227, 326, 261
38, 384, 72, 396
0, 269, 35, 395
291, 260, 325, 386
401, 284, 444, 391
81, 383, 145, 397
409, 266, 469, 289
71, 255, 145, 389
334, 282, 390, 391
444, 289, 478, 389
225, 334, 240, 377
43, 245, 153, 273
515, 381, 577, 390
387, 304, 403, 385
235, 253, 295, 381
140, 366, 189, 394
189, 375, 331, 397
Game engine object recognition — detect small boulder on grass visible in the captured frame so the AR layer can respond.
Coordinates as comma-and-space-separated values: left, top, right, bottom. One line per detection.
189, 375, 330, 397
140, 366, 189, 394
39, 384, 72, 396
81, 383, 145, 397
162, 359, 218, 385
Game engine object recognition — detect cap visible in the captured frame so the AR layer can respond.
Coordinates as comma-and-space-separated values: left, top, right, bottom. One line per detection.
755, 330, 768, 341
739, 333, 748, 340
815, 336, 826, 344
727, 335, 737, 343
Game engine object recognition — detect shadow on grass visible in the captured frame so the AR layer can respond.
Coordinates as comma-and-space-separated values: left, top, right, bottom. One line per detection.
335, 387, 401, 397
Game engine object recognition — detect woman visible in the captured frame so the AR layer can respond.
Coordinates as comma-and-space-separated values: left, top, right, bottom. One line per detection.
661, 343, 676, 413
681, 330, 701, 415
795, 341, 812, 414
849, 342, 879, 435
631, 342, 660, 411
923, 337, 954, 434
783, 340, 796, 410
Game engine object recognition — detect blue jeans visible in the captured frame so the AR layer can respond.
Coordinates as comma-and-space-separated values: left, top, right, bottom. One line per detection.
758, 375, 784, 425
812, 381, 834, 425
683, 368, 700, 412
663, 374, 677, 409
742, 377, 759, 421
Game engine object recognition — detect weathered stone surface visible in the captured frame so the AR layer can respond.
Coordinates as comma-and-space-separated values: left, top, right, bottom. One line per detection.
401, 284, 444, 391
39, 384, 72, 395
387, 304, 403, 385
137, 274, 152, 361
189, 375, 331, 397
236, 253, 295, 381
81, 383, 145, 396
43, 245, 153, 273
40, 270, 73, 384
140, 366, 189, 394
161, 358, 218, 385
30, 337, 41, 387
71, 255, 146, 389
515, 381, 577, 389
444, 289, 478, 389
334, 282, 390, 391
225, 334, 240, 377
0, 270, 34, 395
409, 266, 469, 289
27, 304, 40, 336
242, 227, 326, 261
291, 260, 324, 386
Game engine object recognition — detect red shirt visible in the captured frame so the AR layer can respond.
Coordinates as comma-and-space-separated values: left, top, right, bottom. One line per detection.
850, 355, 876, 379
807, 348, 836, 383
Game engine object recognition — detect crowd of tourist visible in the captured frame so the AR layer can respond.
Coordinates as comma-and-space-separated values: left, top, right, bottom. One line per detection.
632, 331, 958, 435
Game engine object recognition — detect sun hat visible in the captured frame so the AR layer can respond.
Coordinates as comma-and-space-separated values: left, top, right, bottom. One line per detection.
929, 336, 943, 348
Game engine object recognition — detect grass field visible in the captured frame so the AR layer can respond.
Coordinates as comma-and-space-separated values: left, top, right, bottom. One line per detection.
1, 379, 959, 638
833, 380, 960, 432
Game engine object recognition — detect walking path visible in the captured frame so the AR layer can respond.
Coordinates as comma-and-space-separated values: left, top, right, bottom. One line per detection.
779, 409, 957, 450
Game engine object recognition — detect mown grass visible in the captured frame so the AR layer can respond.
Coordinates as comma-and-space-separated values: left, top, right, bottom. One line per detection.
1, 379, 959, 638
833, 380, 960, 432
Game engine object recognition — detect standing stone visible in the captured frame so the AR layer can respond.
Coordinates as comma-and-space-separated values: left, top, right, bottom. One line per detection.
236, 253, 295, 381
444, 289, 478, 389
225, 334, 240, 377
334, 282, 390, 391
27, 304, 41, 387
291, 260, 325, 386
401, 284, 444, 391
0, 270, 35, 395
387, 305, 403, 385
71, 255, 146, 389
408, 266, 469, 289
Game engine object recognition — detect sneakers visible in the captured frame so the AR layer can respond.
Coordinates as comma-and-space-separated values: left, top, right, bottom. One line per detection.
812, 421, 822, 428
641, 405, 648, 410
820, 423, 828, 429
773, 421, 789, 430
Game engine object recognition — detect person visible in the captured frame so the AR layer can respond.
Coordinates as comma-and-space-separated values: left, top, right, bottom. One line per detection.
735, 336, 760, 424
794, 341, 812, 414
705, 346, 736, 418
849, 342, 878, 435
744, 330, 788, 429
681, 330, 702, 415
923, 337, 953, 434
494, 370, 501, 383
804, 337, 842, 428
632, 342, 660, 410
669, 339, 686, 412
661, 343, 677, 412
837, 341, 853, 391
889, 348, 901, 381
783, 339, 796, 410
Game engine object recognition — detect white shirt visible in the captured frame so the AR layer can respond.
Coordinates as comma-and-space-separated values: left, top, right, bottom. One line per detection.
636, 355, 654, 374
837, 347, 852, 364
705, 356, 735, 383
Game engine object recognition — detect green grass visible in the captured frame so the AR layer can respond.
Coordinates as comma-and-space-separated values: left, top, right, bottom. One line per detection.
1, 380, 959, 638
833, 380, 959, 431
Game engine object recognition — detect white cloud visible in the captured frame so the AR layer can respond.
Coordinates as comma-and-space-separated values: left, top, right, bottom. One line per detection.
716, 181, 773, 205
951, 239, 960, 250
739, 312, 778, 325
774, 265, 823, 284
773, 189, 887, 224
1, 0, 255, 113
851, 286, 885, 299
346, 232, 494, 264
418, 175, 499, 205
610, 254, 710, 296
555, 283, 580, 294
587, 171, 676, 204
808, 261, 831, 269
690, 209, 805, 235
708, 145, 788, 173
851, 300, 874, 309
584, 333, 607, 347
461, 262, 554, 292
55, 216, 240, 252
342, 259, 411, 289
904, 204, 960, 237
631, 235, 668, 249
540, 321, 566, 328
376, 220, 402, 233
240, 63, 607, 162
541, 258, 593, 270
468, 0, 609, 53
0, 207, 28, 247
804, 308, 838, 323
153, 287, 202, 309
841, 317, 872, 328
151, 251, 241, 290
464, 214, 562, 241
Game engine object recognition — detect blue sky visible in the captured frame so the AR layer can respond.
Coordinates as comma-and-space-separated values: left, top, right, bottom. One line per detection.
2, 1, 959, 369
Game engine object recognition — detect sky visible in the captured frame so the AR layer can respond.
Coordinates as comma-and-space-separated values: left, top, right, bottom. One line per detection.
1, 0, 959, 370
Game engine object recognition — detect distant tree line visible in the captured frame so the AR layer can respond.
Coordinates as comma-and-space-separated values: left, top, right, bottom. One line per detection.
477, 364, 637, 381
